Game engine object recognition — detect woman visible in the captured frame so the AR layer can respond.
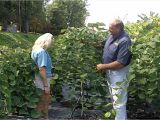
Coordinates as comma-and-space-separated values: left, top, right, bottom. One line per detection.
31, 33, 53, 119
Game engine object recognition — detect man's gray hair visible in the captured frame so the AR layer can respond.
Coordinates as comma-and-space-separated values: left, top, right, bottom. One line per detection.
113, 19, 124, 30
32, 33, 53, 50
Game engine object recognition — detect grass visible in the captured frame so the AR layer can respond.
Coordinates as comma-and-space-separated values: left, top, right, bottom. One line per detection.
0, 32, 40, 49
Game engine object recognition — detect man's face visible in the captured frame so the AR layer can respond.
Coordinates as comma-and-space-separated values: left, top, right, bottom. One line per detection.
108, 23, 120, 36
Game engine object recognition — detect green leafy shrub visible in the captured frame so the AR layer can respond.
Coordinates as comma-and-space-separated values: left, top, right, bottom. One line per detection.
51, 27, 108, 112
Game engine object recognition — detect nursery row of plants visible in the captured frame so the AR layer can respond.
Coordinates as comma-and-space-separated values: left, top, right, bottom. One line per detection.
0, 14, 160, 119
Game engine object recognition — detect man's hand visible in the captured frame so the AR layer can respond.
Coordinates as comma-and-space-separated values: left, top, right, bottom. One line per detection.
96, 64, 107, 71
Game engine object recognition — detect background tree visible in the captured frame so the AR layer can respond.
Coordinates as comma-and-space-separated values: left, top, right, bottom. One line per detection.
46, 0, 89, 35
18, 0, 46, 33
0, 0, 49, 33
0, 1, 16, 31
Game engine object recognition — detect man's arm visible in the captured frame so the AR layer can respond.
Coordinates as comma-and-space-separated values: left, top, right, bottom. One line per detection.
97, 61, 124, 71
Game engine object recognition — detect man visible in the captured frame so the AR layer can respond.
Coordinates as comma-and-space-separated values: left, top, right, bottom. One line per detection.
96, 19, 132, 120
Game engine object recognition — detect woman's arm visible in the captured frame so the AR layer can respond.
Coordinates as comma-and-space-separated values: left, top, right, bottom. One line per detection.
39, 67, 49, 93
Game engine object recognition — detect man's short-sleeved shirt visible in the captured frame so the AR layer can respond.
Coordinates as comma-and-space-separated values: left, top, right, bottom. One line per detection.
102, 32, 132, 66
31, 48, 52, 78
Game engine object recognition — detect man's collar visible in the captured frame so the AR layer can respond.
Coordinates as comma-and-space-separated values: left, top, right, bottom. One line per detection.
112, 31, 125, 40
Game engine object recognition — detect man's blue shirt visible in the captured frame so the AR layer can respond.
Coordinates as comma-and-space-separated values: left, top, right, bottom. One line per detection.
102, 32, 132, 66
31, 48, 53, 78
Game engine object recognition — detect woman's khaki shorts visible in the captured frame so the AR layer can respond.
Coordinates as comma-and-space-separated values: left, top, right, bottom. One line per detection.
34, 74, 52, 90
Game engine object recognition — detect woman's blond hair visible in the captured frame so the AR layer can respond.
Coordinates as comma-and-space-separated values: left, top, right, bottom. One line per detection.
32, 33, 53, 51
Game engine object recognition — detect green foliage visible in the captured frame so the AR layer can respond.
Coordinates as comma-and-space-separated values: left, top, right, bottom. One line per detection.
50, 27, 108, 112
46, 0, 88, 35
126, 13, 160, 118
0, 32, 39, 48
1, 13, 160, 119
0, 32, 41, 118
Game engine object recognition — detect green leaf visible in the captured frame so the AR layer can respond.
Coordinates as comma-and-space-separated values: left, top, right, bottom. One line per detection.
149, 68, 156, 74
9, 80, 16, 86
128, 74, 135, 81
138, 94, 145, 99
104, 112, 111, 118
13, 96, 25, 107
29, 98, 39, 103
146, 97, 153, 103
28, 102, 37, 108
85, 103, 92, 108
53, 74, 59, 80
19, 109, 29, 115
31, 109, 41, 118
116, 81, 123, 86
55, 66, 62, 70
111, 109, 116, 116
105, 103, 113, 107
139, 79, 146, 85
80, 73, 87, 79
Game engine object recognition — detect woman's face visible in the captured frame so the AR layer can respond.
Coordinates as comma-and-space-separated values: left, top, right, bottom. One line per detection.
48, 40, 52, 48
48, 37, 54, 48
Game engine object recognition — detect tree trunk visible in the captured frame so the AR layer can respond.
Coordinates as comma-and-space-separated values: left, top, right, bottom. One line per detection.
18, 0, 21, 32
2, 20, 9, 31
23, 1, 29, 33
24, 18, 29, 33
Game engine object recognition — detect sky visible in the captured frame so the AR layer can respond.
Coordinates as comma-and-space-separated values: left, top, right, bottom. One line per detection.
86, 0, 160, 27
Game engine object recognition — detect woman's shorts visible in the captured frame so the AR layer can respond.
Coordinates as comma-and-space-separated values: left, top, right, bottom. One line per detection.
34, 74, 52, 90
